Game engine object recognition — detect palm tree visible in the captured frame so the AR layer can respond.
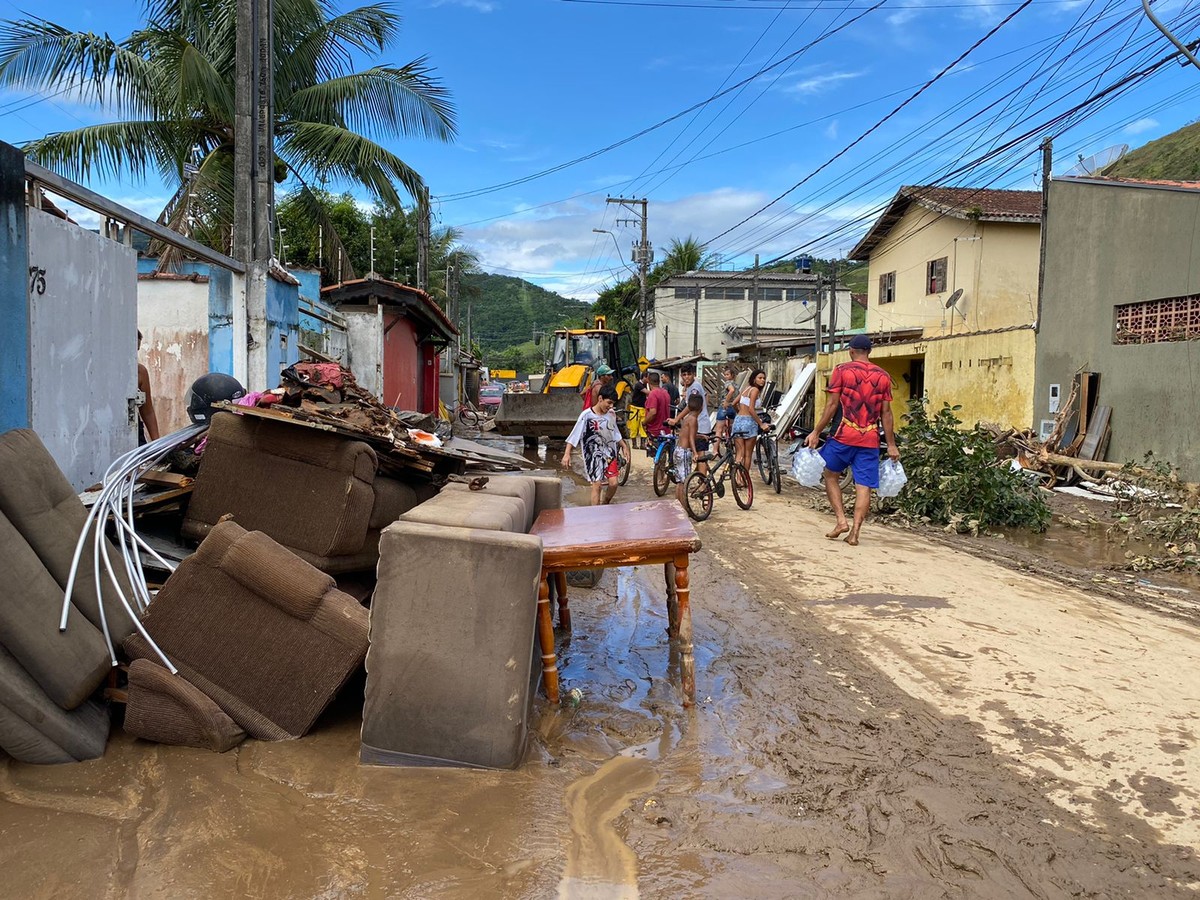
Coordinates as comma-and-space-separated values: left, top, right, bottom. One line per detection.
656, 236, 717, 278
0, 0, 455, 270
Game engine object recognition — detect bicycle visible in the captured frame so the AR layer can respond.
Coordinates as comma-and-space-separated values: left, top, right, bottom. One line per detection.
753, 416, 782, 494
684, 440, 753, 521
456, 399, 483, 428
616, 441, 631, 486
650, 431, 677, 497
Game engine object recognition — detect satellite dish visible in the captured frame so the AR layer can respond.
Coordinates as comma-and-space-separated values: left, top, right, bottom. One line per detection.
945, 288, 964, 310
1063, 144, 1129, 177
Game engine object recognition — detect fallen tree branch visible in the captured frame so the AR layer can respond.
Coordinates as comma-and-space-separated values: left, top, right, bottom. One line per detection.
1037, 451, 1200, 500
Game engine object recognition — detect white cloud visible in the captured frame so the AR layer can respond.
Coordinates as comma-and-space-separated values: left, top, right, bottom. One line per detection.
49, 192, 171, 231
781, 71, 865, 97
427, 0, 496, 11
824, 120, 839, 140
1123, 117, 1159, 136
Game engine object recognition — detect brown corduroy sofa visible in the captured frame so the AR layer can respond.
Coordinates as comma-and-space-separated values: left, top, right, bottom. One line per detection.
123, 520, 369, 748
181, 412, 435, 574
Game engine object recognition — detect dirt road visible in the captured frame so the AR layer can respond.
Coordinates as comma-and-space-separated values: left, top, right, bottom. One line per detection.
1, 466, 1198, 897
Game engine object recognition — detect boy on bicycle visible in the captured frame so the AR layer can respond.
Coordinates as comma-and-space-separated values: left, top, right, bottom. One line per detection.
674, 392, 703, 511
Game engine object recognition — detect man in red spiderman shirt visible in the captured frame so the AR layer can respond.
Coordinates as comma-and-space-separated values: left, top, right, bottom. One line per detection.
804, 334, 900, 546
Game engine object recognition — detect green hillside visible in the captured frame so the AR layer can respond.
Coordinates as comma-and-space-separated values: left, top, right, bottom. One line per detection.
461, 272, 593, 350
1103, 120, 1200, 181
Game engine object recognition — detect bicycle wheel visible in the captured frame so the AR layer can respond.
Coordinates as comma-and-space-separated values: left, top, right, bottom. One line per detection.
757, 438, 773, 484
770, 443, 783, 494
653, 444, 672, 497
617, 446, 631, 486
684, 472, 714, 521
458, 404, 480, 427
732, 463, 754, 510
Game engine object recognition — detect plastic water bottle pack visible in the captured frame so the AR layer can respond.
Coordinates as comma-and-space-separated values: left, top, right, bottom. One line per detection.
876, 459, 908, 498
790, 447, 826, 487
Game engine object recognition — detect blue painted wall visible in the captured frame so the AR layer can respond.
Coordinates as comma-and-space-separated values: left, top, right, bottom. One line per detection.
293, 268, 321, 303
137, 257, 209, 277
208, 268, 235, 376
0, 142, 29, 431
266, 273, 301, 387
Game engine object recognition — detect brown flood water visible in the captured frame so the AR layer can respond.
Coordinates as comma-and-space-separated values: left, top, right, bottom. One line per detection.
3, 455, 1199, 897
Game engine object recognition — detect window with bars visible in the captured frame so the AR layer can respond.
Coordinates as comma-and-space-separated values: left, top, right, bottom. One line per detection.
706, 287, 745, 301
673, 287, 700, 299
1114, 295, 1200, 345
751, 288, 783, 302
879, 271, 896, 304
926, 257, 947, 294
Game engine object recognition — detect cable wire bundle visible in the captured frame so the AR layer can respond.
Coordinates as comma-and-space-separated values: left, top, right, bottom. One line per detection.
59, 424, 209, 674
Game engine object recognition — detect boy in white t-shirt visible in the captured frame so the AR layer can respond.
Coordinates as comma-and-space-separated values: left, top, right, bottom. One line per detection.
562, 386, 629, 505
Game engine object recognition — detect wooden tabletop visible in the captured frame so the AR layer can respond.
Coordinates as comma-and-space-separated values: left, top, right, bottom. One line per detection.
531, 500, 701, 567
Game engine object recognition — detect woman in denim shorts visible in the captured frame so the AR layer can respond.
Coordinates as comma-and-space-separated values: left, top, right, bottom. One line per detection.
731, 369, 768, 472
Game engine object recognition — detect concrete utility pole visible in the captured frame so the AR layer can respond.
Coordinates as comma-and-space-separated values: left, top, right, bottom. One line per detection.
692, 288, 700, 356
827, 259, 838, 351
234, 0, 273, 390
1035, 137, 1052, 333
751, 253, 760, 343
416, 188, 430, 292
606, 197, 651, 357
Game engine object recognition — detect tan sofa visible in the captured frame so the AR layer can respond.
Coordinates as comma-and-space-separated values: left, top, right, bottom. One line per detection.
361, 475, 561, 769
182, 412, 435, 574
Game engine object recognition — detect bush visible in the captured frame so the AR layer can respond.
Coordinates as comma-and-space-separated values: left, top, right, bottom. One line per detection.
890, 399, 1050, 534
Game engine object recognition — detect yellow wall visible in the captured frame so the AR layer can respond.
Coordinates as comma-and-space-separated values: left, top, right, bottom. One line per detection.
865, 206, 1040, 338
816, 328, 1036, 431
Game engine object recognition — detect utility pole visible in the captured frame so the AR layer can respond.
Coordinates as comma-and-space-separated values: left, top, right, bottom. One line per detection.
234, 0, 273, 390
751, 253, 760, 343
416, 187, 430, 292
606, 197, 651, 357
693, 289, 700, 356
827, 259, 838, 351
1035, 137, 1052, 332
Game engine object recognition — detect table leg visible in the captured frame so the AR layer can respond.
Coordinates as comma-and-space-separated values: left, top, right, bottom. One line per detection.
664, 562, 679, 639
554, 571, 571, 631
675, 553, 695, 706
537, 571, 560, 704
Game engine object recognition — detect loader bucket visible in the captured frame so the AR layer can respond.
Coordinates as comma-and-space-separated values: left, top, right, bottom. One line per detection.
493, 391, 586, 440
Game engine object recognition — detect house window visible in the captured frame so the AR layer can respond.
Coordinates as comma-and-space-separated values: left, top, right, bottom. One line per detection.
926, 257, 947, 295
878, 271, 896, 304
751, 288, 783, 302
1114, 295, 1200, 344
706, 288, 745, 301
674, 287, 699, 300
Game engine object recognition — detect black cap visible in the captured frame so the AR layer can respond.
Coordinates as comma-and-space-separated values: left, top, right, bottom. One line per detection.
848, 334, 873, 351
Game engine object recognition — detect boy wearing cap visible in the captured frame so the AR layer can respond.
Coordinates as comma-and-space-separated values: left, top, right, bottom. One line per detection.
583, 363, 616, 410
805, 334, 899, 546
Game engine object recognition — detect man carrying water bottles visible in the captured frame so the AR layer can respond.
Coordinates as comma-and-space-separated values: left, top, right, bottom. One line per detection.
805, 334, 899, 546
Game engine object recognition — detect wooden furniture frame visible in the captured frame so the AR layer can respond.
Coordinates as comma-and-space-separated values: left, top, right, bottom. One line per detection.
529, 500, 702, 706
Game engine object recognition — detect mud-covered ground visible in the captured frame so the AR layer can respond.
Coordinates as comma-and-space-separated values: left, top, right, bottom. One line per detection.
1, 457, 1198, 898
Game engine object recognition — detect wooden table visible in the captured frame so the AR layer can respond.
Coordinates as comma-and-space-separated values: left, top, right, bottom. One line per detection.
529, 500, 702, 706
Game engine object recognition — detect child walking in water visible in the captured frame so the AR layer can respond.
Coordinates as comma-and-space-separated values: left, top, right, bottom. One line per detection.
674, 392, 702, 511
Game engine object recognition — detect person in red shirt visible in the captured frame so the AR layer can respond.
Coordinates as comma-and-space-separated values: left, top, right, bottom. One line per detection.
642, 371, 673, 453
805, 334, 899, 546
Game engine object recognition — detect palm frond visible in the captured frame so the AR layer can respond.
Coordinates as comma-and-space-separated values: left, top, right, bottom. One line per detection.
284, 61, 455, 141
277, 4, 400, 87
278, 121, 427, 205
21, 120, 184, 182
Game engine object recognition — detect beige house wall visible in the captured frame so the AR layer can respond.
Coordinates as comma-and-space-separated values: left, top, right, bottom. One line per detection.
865, 206, 1040, 338
816, 328, 1036, 432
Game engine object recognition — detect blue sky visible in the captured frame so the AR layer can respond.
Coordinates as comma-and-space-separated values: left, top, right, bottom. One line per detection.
2, 0, 1199, 300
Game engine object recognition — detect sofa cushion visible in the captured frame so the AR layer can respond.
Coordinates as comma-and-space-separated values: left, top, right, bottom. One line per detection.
0, 645, 109, 764
399, 491, 526, 534
125, 521, 369, 741
182, 413, 378, 558
444, 477, 537, 532
0, 508, 111, 710
362, 521, 543, 769
123, 659, 246, 752
0, 428, 135, 643
368, 476, 427, 530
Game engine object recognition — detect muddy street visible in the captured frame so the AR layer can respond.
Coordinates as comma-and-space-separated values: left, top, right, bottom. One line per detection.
2, 459, 1199, 898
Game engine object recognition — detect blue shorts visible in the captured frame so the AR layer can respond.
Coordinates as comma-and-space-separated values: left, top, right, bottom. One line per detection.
731, 415, 759, 438
819, 438, 881, 489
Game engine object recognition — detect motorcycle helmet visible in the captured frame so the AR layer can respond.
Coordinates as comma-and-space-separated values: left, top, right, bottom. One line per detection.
187, 373, 247, 424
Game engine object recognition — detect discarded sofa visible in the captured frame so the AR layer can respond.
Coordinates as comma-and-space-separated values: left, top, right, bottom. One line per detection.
181, 412, 436, 574
361, 475, 561, 769
124, 520, 369, 746
0, 429, 136, 764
